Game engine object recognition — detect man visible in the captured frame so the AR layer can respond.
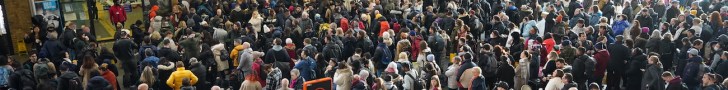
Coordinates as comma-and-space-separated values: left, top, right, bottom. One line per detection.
714, 52, 728, 77
166, 61, 198, 90
662, 71, 688, 90
458, 53, 477, 90
636, 9, 654, 29
231, 39, 247, 72
112, 30, 137, 87
572, 47, 595, 89
109, 0, 126, 27
140, 48, 159, 68
560, 41, 577, 64
606, 35, 628, 90
265, 38, 291, 78
402, 63, 418, 90
294, 50, 316, 80
469, 67, 488, 90
625, 48, 647, 90
593, 42, 610, 88
683, 48, 704, 90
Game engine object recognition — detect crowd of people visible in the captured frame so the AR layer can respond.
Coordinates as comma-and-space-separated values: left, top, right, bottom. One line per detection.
6, 0, 728, 89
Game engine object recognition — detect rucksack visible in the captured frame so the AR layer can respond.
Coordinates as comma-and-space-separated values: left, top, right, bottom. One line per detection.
0, 67, 10, 86
66, 76, 82, 90
405, 73, 426, 90
483, 54, 499, 77
379, 45, 392, 65
33, 62, 51, 79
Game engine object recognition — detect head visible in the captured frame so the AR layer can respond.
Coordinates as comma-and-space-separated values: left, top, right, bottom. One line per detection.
562, 73, 573, 84
291, 69, 300, 79
662, 71, 675, 82
176, 61, 185, 68
556, 59, 566, 69
703, 73, 718, 86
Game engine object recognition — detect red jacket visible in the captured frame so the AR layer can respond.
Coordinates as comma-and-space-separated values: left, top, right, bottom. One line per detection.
593, 50, 610, 77
340, 18, 349, 32
101, 70, 118, 90
109, 5, 127, 24
378, 21, 389, 37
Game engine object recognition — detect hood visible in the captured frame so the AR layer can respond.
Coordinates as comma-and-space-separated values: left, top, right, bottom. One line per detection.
670, 77, 683, 84
272, 45, 284, 51
158, 62, 176, 70
212, 43, 226, 52
87, 76, 112, 89
689, 56, 703, 62
234, 45, 245, 51
59, 71, 79, 79
336, 67, 353, 74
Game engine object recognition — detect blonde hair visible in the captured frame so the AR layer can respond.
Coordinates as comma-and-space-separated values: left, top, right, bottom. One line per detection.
140, 66, 156, 85
399, 52, 408, 60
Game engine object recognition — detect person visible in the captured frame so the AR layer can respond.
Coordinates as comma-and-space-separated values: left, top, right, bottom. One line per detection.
139, 66, 156, 89
715, 52, 728, 77
264, 64, 282, 90
545, 69, 565, 90
230, 39, 246, 70
642, 56, 664, 90
240, 74, 263, 90
593, 41, 610, 87
158, 58, 175, 90
99, 63, 118, 90
701, 73, 722, 90
112, 30, 137, 87
445, 56, 462, 90
469, 67, 487, 90
289, 69, 304, 89
266, 38, 292, 79
108, 0, 126, 27
86, 70, 113, 90
78, 55, 98, 90
334, 62, 353, 90
167, 61, 199, 90
211, 43, 228, 77
606, 35, 627, 90
0, 56, 10, 89
430, 75, 442, 90
625, 48, 647, 90
684, 48, 704, 90
188, 58, 207, 88
458, 52, 477, 90
295, 50, 317, 80
662, 71, 688, 90
402, 62, 418, 90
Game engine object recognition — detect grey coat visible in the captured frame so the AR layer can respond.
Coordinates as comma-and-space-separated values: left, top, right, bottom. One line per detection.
642, 64, 664, 90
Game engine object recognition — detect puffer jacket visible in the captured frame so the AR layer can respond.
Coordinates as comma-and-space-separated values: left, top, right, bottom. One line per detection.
211, 44, 229, 71
230, 45, 244, 67
166, 67, 198, 90
334, 67, 353, 90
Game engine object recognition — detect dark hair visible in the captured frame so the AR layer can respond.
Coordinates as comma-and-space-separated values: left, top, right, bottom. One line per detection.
0, 55, 6, 66
563, 73, 573, 82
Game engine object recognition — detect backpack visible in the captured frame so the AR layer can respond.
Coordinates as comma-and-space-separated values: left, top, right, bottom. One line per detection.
379, 45, 392, 65
307, 59, 317, 79
405, 73, 426, 90
483, 54, 499, 77
0, 67, 10, 86
12, 69, 36, 89
66, 76, 82, 90
33, 62, 51, 79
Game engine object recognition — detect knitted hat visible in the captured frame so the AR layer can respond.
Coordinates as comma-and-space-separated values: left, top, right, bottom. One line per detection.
286, 38, 293, 44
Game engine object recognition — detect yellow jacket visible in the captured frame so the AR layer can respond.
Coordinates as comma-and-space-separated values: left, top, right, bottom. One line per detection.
166, 67, 198, 90
230, 45, 245, 67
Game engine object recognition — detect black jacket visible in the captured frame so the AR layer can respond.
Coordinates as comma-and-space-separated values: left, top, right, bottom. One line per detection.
607, 43, 630, 72
715, 60, 728, 77
86, 76, 113, 90
112, 39, 138, 61
264, 45, 291, 64
572, 54, 595, 83
189, 62, 207, 88
625, 54, 647, 90
497, 62, 516, 88
9, 69, 36, 90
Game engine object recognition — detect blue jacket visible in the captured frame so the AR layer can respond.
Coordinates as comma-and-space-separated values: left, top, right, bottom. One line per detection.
682, 56, 704, 86
294, 57, 317, 80
141, 56, 160, 68
612, 20, 630, 37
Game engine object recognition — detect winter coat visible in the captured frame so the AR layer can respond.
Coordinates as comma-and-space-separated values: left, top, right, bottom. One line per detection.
9, 69, 35, 90
625, 54, 647, 90
470, 75, 488, 90
264, 68, 282, 90
189, 61, 206, 88
240, 80, 262, 90
666, 77, 688, 90
642, 64, 664, 90
166, 67, 199, 90
264, 45, 291, 64
158, 62, 176, 90
594, 50, 610, 77
607, 43, 629, 75
290, 76, 305, 89
79, 64, 99, 90
334, 67, 353, 90
237, 48, 254, 75
40, 39, 65, 61
445, 63, 461, 89
544, 78, 564, 90
179, 38, 200, 59
571, 54, 594, 83
715, 59, 728, 77
294, 56, 317, 80
497, 62, 516, 88
86, 76, 113, 90
101, 70, 118, 90
230, 45, 244, 68
459, 61, 477, 88
682, 57, 703, 87
211, 44, 229, 71
514, 59, 530, 90
321, 42, 342, 62
612, 20, 630, 36
55, 71, 78, 90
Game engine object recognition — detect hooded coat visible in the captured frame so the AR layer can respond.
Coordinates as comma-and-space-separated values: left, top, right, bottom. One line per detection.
86, 76, 113, 90
334, 67, 353, 90
166, 67, 198, 90
211, 44, 229, 71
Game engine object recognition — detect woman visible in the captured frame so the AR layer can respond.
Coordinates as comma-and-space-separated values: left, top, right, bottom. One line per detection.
334, 62, 354, 90
514, 51, 531, 90
158, 58, 176, 90
445, 57, 462, 90
642, 56, 664, 90
139, 66, 156, 89
211, 43, 229, 75
544, 69, 565, 90
646, 31, 662, 53
372, 78, 386, 90
240, 74, 262, 90
430, 75, 441, 90
542, 51, 560, 76
660, 33, 676, 71
79, 55, 98, 90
